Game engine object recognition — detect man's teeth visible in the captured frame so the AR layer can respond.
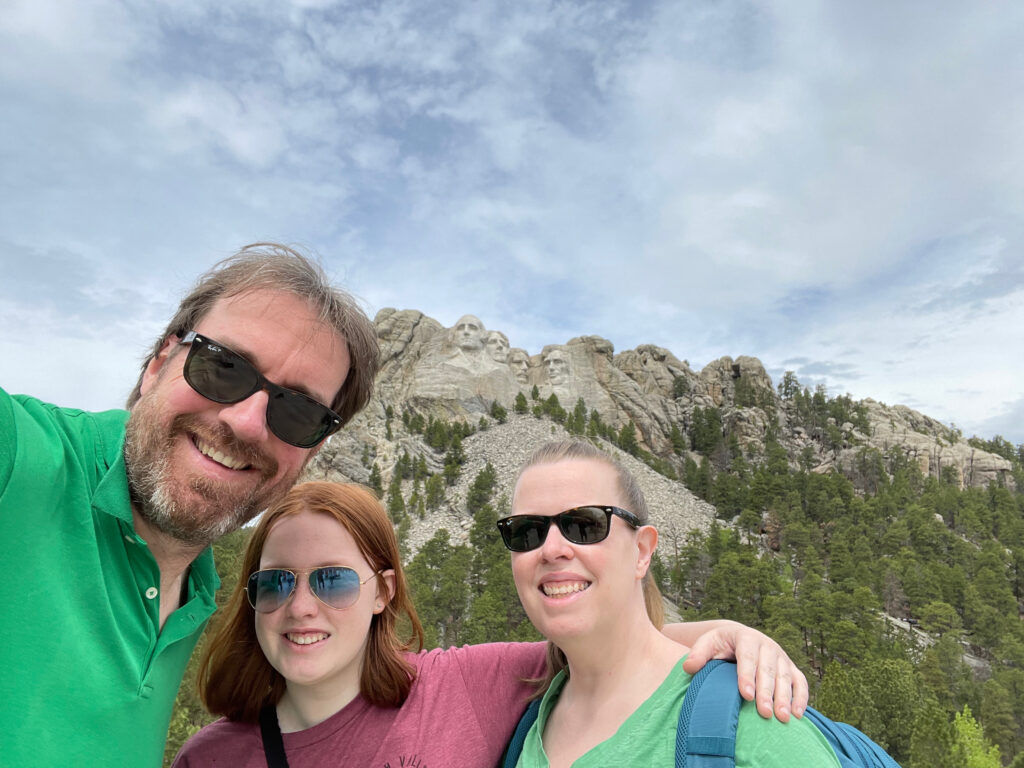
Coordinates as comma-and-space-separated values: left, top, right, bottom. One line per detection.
542, 582, 590, 597
195, 438, 249, 470
287, 633, 328, 645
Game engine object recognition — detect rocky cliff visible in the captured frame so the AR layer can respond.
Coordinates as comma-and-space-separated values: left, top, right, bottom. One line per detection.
308, 308, 1014, 552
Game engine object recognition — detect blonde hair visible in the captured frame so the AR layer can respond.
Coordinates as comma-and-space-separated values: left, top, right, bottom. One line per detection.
513, 440, 664, 697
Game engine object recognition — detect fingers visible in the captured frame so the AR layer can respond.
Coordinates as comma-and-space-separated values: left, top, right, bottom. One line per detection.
733, 642, 759, 704
680, 622, 808, 722
681, 631, 717, 675
749, 646, 780, 719
761, 661, 787, 721
787, 663, 808, 719
742, 639, 806, 721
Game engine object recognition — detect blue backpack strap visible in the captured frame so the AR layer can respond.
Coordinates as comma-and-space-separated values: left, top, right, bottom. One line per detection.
676, 660, 742, 768
502, 698, 542, 768
803, 708, 901, 768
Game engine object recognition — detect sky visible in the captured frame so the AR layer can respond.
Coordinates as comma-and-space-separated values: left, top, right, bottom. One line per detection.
1, 0, 1022, 444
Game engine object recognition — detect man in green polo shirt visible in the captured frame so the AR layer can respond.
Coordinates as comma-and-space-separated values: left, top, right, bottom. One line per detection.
0, 243, 380, 767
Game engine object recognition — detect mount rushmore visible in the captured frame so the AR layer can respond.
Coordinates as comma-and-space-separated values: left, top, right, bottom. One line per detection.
311, 308, 1015, 526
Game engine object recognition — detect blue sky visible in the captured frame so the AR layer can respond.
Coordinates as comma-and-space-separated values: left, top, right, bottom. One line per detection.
2, 0, 1022, 444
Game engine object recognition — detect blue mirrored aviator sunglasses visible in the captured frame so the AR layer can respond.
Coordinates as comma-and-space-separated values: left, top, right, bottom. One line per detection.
179, 331, 342, 448
495, 505, 642, 552
246, 566, 381, 613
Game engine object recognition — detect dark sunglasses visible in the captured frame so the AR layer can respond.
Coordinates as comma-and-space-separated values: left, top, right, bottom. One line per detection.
496, 505, 642, 552
179, 331, 342, 448
246, 566, 381, 613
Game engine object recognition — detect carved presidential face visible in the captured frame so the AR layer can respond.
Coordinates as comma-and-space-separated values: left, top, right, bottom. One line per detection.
543, 348, 571, 386
486, 331, 509, 363
453, 315, 486, 352
508, 349, 530, 384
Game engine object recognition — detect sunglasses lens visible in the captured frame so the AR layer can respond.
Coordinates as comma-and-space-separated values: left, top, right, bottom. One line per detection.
558, 507, 609, 545
266, 390, 336, 449
500, 517, 549, 552
185, 335, 338, 449
310, 567, 362, 609
247, 569, 296, 613
498, 507, 614, 552
185, 341, 259, 402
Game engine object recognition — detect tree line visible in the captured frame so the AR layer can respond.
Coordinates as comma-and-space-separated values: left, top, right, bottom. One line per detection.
166, 379, 1024, 767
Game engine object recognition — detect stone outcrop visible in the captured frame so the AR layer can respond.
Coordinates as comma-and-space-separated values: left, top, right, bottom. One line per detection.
309, 308, 1014, 553
313, 414, 717, 555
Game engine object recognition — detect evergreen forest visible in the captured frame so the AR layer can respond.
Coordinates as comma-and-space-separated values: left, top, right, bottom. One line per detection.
165, 381, 1024, 768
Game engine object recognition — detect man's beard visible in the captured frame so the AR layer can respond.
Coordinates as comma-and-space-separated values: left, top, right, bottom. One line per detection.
124, 398, 292, 548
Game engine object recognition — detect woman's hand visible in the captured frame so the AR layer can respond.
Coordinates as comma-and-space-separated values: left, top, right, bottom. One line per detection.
680, 620, 807, 722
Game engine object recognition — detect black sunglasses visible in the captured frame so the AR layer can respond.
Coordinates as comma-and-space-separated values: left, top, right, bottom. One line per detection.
246, 566, 381, 613
179, 331, 342, 448
496, 505, 642, 552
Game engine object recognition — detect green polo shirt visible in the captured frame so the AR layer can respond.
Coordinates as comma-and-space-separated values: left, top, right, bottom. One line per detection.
0, 388, 219, 767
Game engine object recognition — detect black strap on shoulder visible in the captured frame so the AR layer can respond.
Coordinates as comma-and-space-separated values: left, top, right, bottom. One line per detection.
501, 698, 542, 768
259, 704, 290, 768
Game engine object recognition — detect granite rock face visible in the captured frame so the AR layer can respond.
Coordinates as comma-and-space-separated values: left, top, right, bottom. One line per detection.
308, 308, 1014, 554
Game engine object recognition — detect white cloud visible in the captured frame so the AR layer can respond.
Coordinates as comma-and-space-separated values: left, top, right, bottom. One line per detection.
2, 0, 1023, 445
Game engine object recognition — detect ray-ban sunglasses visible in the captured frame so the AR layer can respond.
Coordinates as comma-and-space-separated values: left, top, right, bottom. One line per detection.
246, 566, 381, 613
496, 505, 642, 552
179, 331, 342, 448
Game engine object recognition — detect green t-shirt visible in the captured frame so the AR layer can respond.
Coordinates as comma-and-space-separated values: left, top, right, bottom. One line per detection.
517, 659, 841, 767
0, 389, 219, 768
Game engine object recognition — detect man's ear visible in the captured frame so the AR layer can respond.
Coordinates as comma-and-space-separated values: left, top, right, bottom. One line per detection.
635, 525, 659, 579
139, 336, 178, 397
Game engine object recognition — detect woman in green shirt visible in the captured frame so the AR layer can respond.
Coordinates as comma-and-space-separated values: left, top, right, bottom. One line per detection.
499, 440, 842, 768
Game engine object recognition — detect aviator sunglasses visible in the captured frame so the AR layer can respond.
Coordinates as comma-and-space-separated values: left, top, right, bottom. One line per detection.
246, 566, 381, 613
179, 331, 342, 448
496, 505, 642, 552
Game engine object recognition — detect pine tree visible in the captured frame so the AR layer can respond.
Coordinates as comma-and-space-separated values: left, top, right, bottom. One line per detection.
386, 476, 405, 522
368, 463, 383, 496
490, 400, 508, 423
618, 422, 639, 456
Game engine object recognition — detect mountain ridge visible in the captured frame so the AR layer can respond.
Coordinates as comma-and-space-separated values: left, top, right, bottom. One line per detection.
307, 307, 1015, 554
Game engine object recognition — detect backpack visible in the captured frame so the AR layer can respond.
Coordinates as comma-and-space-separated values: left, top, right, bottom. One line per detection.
501, 660, 901, 768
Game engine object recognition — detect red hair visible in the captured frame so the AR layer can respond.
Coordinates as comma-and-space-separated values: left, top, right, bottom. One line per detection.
198, 481, 424, 722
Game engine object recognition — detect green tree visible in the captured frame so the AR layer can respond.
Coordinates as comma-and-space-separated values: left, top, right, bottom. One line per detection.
618, 422, 640, 456
690, 406, 723, 455
425, 474, 445, 511
466, 463, 498, 515
777, 370, 800, 400
164, 527, 250, 765
543, 393, 567, 423
367, 463, 383, 496
490, 400, 508, 424
567, 398, 587, 436
909, 697, 958, 768
978, 679, 1017, 761
405, 529, 472, 648
669, 423, 686, 455
443, 435, 465, 485
918, 600, 962, 636
386, 475, 405, 522
952, 705, 1002, 768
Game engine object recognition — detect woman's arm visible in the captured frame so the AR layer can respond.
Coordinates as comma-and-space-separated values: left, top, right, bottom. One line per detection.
663, 620, 807, 722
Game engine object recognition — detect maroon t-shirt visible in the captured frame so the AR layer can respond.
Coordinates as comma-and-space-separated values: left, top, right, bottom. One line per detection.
172, 642, 546, 768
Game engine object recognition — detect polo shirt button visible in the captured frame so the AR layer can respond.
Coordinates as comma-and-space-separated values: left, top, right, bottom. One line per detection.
145, 587, 159, 599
